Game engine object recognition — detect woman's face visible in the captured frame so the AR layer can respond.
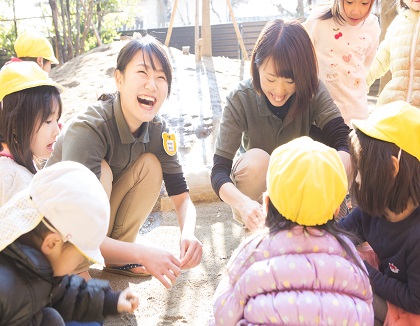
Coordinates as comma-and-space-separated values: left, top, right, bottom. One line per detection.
30, 101, 61, 160
115, 50, 169, 134
403, 0, 420, 11
258, 57, 296, 107
340, 0, 372, 26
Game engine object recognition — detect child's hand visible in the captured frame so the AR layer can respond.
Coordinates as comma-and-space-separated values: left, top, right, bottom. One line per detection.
117, 288, 140, 314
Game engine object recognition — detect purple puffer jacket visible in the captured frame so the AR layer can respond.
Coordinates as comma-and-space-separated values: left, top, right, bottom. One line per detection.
211, 226, 373, 325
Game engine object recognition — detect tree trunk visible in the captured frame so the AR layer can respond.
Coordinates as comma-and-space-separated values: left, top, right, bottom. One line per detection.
80, 0, 94, 54
49, 0, 63, 64
378, 0, 397, 94
202, 0, 212, 56
59, 0, 68, 62
75, 0, 81, 56
296, 0, 304, 19
65, 0, 74, 60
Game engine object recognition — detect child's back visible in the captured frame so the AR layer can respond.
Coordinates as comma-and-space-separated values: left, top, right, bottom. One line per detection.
211, 137, 373, 325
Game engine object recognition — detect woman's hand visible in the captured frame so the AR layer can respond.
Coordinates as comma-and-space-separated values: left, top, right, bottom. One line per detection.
238, 199, 266, 231
179, 234, 203, 269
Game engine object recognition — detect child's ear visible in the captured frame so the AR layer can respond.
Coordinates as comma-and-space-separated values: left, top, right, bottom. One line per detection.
263, 192, 270, 215
40, 233, 62, 255
36, 56, 44, 69
333, 206, 340, 219
391, 156, 400, 177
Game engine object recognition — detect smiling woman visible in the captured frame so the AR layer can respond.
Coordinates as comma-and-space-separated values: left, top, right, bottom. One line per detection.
210, 19, 352, 231
46, 35, 203, 288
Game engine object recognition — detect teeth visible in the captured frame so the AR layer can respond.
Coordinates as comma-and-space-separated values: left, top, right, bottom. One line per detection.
138, 95, 155, 101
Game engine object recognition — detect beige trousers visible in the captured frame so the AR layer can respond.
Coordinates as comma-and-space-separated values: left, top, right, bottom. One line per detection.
106, 153, 163, 242
231, 148, 270, 224
76, 153, 162, 273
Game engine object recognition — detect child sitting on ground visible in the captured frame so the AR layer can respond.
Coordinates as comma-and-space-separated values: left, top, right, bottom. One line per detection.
0, 161, 139, 326
211, 136, 373, 325
339, 100, 420, 325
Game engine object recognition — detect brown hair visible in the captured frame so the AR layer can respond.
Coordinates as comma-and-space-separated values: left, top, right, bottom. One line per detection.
399, 0, 409, 9
350, 129, 420, 216
318, 0, 376, 25
251, 19, 318, 119
0, 86, 62, 174
116, 35, 172, 96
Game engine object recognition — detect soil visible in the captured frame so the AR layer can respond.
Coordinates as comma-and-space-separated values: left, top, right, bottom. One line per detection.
50, 39, 250, 325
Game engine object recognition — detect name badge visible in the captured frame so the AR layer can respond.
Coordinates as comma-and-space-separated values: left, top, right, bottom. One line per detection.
162, 132, 177, 156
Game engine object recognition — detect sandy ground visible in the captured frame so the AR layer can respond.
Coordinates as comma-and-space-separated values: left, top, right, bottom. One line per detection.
50, 39, 250, 326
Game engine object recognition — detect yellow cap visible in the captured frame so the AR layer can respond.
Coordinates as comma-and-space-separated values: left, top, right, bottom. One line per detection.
352, 100, 420, 161
0, 61, 63, 101
14, 31, 59, 64
267, 137, 348, 226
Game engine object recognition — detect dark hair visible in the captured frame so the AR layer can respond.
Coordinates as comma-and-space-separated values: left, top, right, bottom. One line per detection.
18, 57, 49, 66
0, 86, 62, 174
399, 0, 409, 9
350, 129, 420, 216
116, 35, 172, 96
16, 218, 51, 250
265, 199, 366, 271
251, 19, 318, 119
318, 0, 376, 25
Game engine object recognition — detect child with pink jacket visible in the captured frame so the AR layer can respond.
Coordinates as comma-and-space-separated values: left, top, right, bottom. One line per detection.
211, 136, 373, 325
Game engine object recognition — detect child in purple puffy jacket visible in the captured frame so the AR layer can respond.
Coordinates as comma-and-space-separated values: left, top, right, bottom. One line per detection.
211, 136, 373, 326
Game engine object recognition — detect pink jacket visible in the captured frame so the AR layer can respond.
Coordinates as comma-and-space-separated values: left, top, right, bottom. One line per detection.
212, 226, 373, 325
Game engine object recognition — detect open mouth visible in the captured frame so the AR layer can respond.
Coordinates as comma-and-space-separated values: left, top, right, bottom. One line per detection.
137, 95, 156, 107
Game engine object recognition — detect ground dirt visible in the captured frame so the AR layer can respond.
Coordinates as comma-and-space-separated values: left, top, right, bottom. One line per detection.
50, 39, 251, 326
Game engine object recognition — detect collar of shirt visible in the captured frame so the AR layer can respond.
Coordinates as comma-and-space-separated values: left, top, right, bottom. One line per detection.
114, 92, 150, 145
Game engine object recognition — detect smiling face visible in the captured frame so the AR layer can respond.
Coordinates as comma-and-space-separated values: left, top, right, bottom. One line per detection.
403, 0, 420, 11
30, 99, 61, 160
115, 50, 169, 134
340, 0, 373, 26
259, 57, 296, 107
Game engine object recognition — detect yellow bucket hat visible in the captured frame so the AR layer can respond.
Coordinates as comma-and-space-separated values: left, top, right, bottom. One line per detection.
267, 136, 348, 226
0, 61, 63, 101
352, 100, 420, 161
14, 31, 59, 64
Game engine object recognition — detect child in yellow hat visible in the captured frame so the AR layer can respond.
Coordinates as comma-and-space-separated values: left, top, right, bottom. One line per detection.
0, 161, 139, 325
339, 100, 420, 325
211, 136, 373, 326
0, 61, 63, 206
14, 31, 59, 74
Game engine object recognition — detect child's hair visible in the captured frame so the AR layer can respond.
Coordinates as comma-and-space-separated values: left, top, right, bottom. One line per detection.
250, 19, 318, 120
350, 129, 420, 216
17, 218, 53, 249
318, 0, 376, 25
265, 199, 366, 271
399, 0, 409, 10
19, 57, 49, 66
0, 86, 62, 174
116, 35, 172, 96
